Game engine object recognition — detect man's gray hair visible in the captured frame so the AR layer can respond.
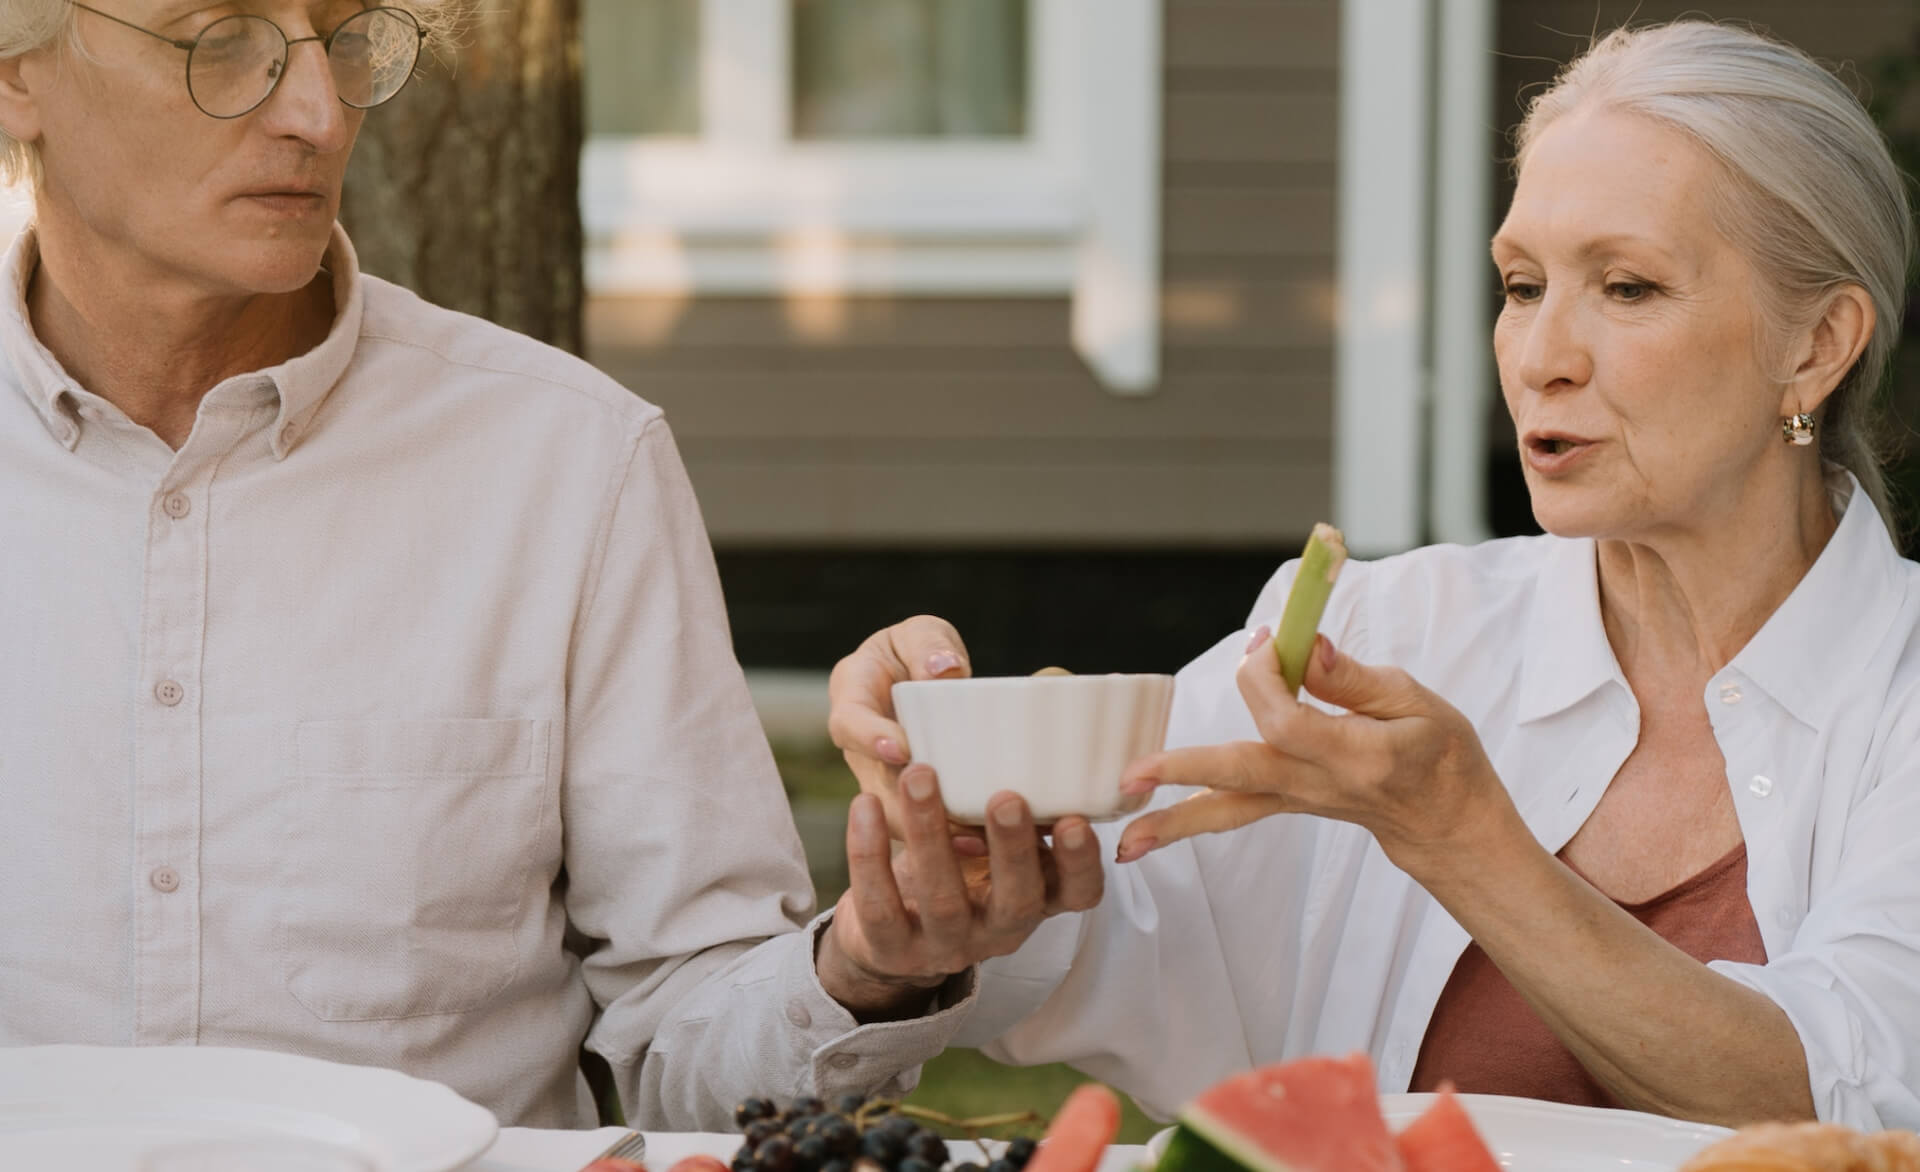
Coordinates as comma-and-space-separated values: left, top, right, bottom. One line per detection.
0, 0, 464, 186
1518, 20, 1916, 523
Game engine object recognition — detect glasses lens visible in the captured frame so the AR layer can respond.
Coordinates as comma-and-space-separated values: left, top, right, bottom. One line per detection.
186, 15, 286, 118
329, 7, 422, 109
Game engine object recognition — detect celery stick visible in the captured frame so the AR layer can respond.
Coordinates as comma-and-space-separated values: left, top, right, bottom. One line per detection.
1270, 523, 1348, 695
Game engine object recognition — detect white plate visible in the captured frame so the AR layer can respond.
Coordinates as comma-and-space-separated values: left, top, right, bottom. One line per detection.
1146, 1094, 1732, 1171
0, 1044, 498, 1172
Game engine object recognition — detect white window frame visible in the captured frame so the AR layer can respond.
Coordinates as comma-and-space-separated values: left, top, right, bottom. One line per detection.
581, 0, 1163, 392
1334, 0, 1494, 553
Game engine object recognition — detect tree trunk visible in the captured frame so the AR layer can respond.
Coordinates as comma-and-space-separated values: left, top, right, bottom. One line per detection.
340, 0, 585, 355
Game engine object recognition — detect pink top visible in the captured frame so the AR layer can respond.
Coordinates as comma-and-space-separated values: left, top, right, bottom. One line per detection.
1409, 843, 1767, 1107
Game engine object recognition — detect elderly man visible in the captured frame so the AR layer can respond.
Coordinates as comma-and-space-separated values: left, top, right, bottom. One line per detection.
0, 0, 1104, 1129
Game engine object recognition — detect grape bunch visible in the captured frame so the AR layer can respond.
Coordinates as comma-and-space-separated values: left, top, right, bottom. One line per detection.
730, 1094, 1040, 1172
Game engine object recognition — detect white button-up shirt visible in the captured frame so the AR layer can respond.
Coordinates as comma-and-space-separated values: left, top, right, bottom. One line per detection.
0, 227, 967, 1128
962, 473, 1920, 1130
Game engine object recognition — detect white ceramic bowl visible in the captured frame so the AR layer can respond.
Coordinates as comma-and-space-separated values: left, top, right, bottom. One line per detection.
891, 673, 1175, 823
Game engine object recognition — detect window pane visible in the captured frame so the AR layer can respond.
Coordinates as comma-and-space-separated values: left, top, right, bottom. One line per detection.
792, 0, 1028, 139
584, 0, 701, 136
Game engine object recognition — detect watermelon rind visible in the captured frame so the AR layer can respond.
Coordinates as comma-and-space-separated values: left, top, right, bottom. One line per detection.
1160, 1114, 1299, 1172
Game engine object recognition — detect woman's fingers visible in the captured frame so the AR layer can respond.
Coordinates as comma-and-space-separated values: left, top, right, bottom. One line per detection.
1122, 740, 1313, 798
1115, 788, 1293, 860
1297, 635, 1433, 721
887, 615, 973, 681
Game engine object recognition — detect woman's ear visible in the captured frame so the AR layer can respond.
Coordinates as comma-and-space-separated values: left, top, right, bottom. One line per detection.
1782, 284, 1876, 416
0, 53, 45, 153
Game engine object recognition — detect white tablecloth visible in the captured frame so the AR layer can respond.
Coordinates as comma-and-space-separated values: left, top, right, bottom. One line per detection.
471, 1129, 1154, 1172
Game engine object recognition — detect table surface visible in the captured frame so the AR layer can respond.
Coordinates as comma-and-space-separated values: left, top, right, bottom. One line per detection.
473, 1128, 1154, 1172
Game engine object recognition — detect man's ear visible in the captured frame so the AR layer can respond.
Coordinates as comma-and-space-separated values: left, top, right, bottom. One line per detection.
1781, 284, 1876, 417
0, 53, 45, 155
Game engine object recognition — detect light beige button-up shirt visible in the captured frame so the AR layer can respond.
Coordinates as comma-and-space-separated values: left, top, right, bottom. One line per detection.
0, 226, 969, 1129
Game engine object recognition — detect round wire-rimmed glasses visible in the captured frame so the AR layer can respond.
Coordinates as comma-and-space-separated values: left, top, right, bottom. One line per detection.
67, 3, 425, 119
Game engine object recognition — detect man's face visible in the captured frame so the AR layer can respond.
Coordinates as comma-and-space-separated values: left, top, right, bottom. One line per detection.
14, 1, 371, 296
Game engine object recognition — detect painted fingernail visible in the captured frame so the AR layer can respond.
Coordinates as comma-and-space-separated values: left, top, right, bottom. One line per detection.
992, 800, 1024, 829
1243, 625, 1272, 654
953, 835, 988, 856
875, 737, 908, 765
1316, 634, 1337, 672
1058, 823, 1088, 850
1115, 836, 1157, 864
904, 767, 936, 802
927, 651, 962, 676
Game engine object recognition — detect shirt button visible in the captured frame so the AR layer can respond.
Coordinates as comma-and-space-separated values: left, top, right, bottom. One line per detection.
786, 999, 813, 1029
827, 1053, 859, 1071
154, 680, 185, 706
1719, 683, 1743, 705
1749, 774, 1774, 798
161, 492, 191, 520
149, 866, 180, 893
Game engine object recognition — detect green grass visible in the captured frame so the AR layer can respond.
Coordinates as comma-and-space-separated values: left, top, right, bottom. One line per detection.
905, 1048, 1163, 1145
771, 744, 1163, 1147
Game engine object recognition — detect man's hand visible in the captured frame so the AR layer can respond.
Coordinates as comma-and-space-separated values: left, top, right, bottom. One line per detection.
815, 766, 1105, 1020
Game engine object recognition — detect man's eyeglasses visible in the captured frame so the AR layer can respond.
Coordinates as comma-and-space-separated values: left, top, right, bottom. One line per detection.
67, 3, 425, 119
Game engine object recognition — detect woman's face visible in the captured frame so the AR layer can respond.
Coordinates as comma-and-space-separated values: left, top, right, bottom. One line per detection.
1492, 107, 1794, 542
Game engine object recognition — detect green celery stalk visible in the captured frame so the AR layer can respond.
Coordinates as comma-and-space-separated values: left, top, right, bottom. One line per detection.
1270, 522, 1348, 695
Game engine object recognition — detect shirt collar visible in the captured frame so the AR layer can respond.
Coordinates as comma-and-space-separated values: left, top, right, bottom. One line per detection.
1516, 469, 1910, 731
0, 222, 364, 458
1727, 469, 1910, 731
1517, 534, 1626, 723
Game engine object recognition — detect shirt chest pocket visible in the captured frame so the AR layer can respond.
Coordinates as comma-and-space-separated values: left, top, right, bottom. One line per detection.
278, 717, 555, 1022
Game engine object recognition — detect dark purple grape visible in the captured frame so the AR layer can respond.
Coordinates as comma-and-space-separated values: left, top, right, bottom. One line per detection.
898, 1159, 938, 1172
745, 1120, 781, 1152
833, 1093, 868, 1116
733, 1152, 758, 1172
793, 1096, 827, 1117
987, 1159, 1019, 1172
737, 1098, 779, 1128
907, 1133, 948, 1164
1005, 1139, 1037, 1168
795, 1136, 831, 1172
758, 1135, 798, 1172
861, 1130, 906, 1167
821, 1118, 860, 1157
821, 1161, 852, 1172
879, 1115, 920, 1138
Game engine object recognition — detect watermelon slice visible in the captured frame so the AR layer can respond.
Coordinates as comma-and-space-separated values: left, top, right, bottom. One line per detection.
1155, 1054, 1404, 1172
1394, 1088, 1501, 1172
1028, 1083, 1124, 1172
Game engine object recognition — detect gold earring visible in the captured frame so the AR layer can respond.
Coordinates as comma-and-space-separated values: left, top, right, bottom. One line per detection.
1783, 413, 1816, 446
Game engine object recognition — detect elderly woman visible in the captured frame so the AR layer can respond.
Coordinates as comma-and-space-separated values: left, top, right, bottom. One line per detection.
0, 0, 1094, 1129
828, 21, 1920, 1130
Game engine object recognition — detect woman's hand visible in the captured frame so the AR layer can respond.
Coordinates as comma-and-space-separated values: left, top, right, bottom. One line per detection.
1114, 629, 1519, 877
827, 615, 972, 837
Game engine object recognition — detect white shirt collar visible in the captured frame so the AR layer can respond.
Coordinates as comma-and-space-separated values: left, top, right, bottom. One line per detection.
0, 222, 365, 458
1516, 469, 1909, 731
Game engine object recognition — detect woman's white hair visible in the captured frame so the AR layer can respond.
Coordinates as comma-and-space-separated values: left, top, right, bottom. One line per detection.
1518, 20, 1915, 523
0, 0, 465, 187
